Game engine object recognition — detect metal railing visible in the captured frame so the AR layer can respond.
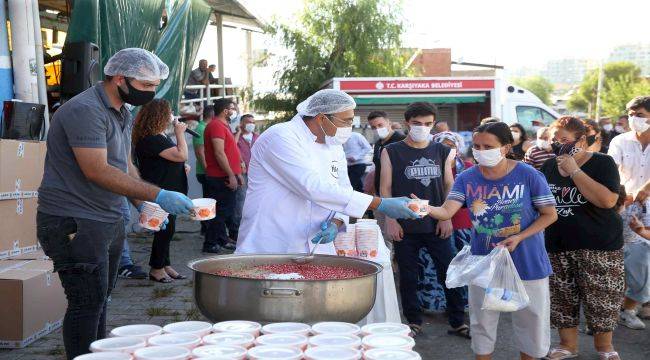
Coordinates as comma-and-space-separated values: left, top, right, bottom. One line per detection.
180, 84, 240, 105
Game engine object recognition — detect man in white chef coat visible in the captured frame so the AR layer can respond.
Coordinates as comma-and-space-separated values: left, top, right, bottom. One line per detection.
236, 89, 419, 254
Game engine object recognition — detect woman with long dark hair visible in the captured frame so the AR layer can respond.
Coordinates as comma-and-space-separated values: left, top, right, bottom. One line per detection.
509, 123, 532, 160
132, 99, 189, 283
425, 122, 558, 360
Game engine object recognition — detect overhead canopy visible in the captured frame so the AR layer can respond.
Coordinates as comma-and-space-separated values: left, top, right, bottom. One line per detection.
203, 0, 265, 31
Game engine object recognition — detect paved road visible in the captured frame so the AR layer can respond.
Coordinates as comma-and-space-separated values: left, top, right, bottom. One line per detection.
2, 219, 649, 359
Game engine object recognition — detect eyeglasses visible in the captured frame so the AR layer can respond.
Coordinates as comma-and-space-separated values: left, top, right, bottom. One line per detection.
326, 114, 354, 127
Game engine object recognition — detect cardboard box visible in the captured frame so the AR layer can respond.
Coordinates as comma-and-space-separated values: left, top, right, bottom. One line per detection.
0, 259, 66, 348
0, 140, 45, 199
0, 198, 38, 259
8, 248, 48, 261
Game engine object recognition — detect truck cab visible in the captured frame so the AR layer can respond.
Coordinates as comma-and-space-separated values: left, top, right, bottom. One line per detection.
500, 84, 559, 131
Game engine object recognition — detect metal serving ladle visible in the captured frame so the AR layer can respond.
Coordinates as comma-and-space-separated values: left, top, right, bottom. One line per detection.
292, 211, 337, 264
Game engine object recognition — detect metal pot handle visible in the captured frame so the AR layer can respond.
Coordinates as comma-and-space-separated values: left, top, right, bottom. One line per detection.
262, 288, 303, 297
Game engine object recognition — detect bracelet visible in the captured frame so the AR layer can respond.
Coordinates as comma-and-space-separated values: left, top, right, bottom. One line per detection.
569, 169, 583, 179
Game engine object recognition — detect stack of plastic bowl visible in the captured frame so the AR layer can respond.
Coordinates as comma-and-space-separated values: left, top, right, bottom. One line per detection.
74, 320, 422, 360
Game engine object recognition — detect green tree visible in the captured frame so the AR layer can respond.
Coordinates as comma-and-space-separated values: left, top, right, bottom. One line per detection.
253, 0, 410, 119
512, 76, 554, 105
568, 62, 642, 117
601, 77, 650, 118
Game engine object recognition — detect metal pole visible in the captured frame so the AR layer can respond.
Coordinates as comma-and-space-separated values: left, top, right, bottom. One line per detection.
7, 0, 38, 103
215, 11, 225, 99
595, 60, 604, 120
0, 0, 13, 104
31, 0, 49, 136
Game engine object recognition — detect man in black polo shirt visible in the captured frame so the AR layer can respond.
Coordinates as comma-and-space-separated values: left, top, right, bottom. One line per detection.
37, 48, 193, 359
368, 111, 405, 194
379, 102, 468, 338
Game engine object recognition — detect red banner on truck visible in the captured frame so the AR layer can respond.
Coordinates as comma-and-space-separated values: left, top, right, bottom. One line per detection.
338, 79, 495, 92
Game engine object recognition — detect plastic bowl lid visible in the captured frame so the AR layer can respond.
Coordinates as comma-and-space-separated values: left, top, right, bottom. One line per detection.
362, 335, 415, 349
202, 332, 255, 347
212, 320, 261, 335
308, 334, 361, 348
247, 346, 302, 360
133, 345, 191, 360
191, 345, 248, 358
261, 322, 311, 335
304, 346, 361, 360
110, 324, 163, 339
254, 334, 308, 348
361, 323, 411, 336
147, 333, 201, 348
311, 322, 360, 335
163, 321, 213, 335
74, 352, 132, 360
90, 336, 146, 353
363, 349, 422, 360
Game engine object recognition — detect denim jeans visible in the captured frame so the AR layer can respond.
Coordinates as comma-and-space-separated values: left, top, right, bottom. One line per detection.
204, 176, 237, 247
233, 173, 247, 227
394, 232, 466, 328
347, 164, 367, 192
37, 212, 124, 360
119, 200, 133, 268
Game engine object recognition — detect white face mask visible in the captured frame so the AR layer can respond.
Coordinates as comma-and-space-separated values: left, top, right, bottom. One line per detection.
531, 126, 541, 133
472, 147, 504, 168
615, 125, 626, 133
629, 115, 650, 133
408, 125, 432, 142
323, 124, 353, 145
375, 127, 390, 139
244, 123, 256, 133
602, 123, 613, 132
229, 111, 238, 122
536, 139, 550, 150
511, 131, 521, 141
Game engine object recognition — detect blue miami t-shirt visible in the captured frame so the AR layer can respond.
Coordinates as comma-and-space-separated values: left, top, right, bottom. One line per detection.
447, 162, 556, 280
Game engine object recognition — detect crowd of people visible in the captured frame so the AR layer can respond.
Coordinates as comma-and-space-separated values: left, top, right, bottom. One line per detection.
33, 46, 649, 360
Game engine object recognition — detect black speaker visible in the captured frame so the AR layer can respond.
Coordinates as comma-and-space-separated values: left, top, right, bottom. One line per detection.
60, 41, 100, 97
1, 101, 45, 140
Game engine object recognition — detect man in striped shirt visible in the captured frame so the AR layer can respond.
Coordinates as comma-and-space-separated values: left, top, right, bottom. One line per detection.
524, 127, 556, 169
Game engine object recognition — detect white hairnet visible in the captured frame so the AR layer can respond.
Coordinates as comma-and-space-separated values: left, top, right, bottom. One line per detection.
296, 89, 356, 116
104, 48, 169, 81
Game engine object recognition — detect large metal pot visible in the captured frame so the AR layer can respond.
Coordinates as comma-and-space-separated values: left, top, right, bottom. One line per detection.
187, 254, 382, 324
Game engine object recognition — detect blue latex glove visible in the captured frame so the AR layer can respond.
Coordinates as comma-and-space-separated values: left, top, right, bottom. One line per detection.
154, 189, 194, 215
310, 222, 339, 244
377, 197, 420, 219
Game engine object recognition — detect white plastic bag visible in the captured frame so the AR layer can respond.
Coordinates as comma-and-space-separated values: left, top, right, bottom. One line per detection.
481, 247, 529, 312
445, 245, 491, 288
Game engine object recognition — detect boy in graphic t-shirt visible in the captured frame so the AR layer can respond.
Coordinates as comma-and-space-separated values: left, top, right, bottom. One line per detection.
379, 102, 468, 338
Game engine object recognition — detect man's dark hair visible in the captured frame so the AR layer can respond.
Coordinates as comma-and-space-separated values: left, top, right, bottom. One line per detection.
203, 106, 215, 118
474, 122, 514, 145
618, 115, 629, 121
213, 98, 234, 116
435, 120, 448, 125
105, 75, 114, 81
626, 96, 650, 112
404, 102, 437, 122
240, 113, 254, 121
209, 64, 216, 68
368, 111, 388, 121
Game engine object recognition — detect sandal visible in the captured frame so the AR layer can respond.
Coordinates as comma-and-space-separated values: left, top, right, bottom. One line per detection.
168, 273, 187, 280
447, 324, 471, 339
407, 324, 422, 338
149, 274, 173, 283
543, 347, 578, 360
598, 351, 620, 360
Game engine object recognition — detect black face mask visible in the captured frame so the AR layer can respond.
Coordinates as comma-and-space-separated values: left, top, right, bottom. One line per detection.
586, 134, 597, 146
552, 141, 580, 156
117, 78, 155, 106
